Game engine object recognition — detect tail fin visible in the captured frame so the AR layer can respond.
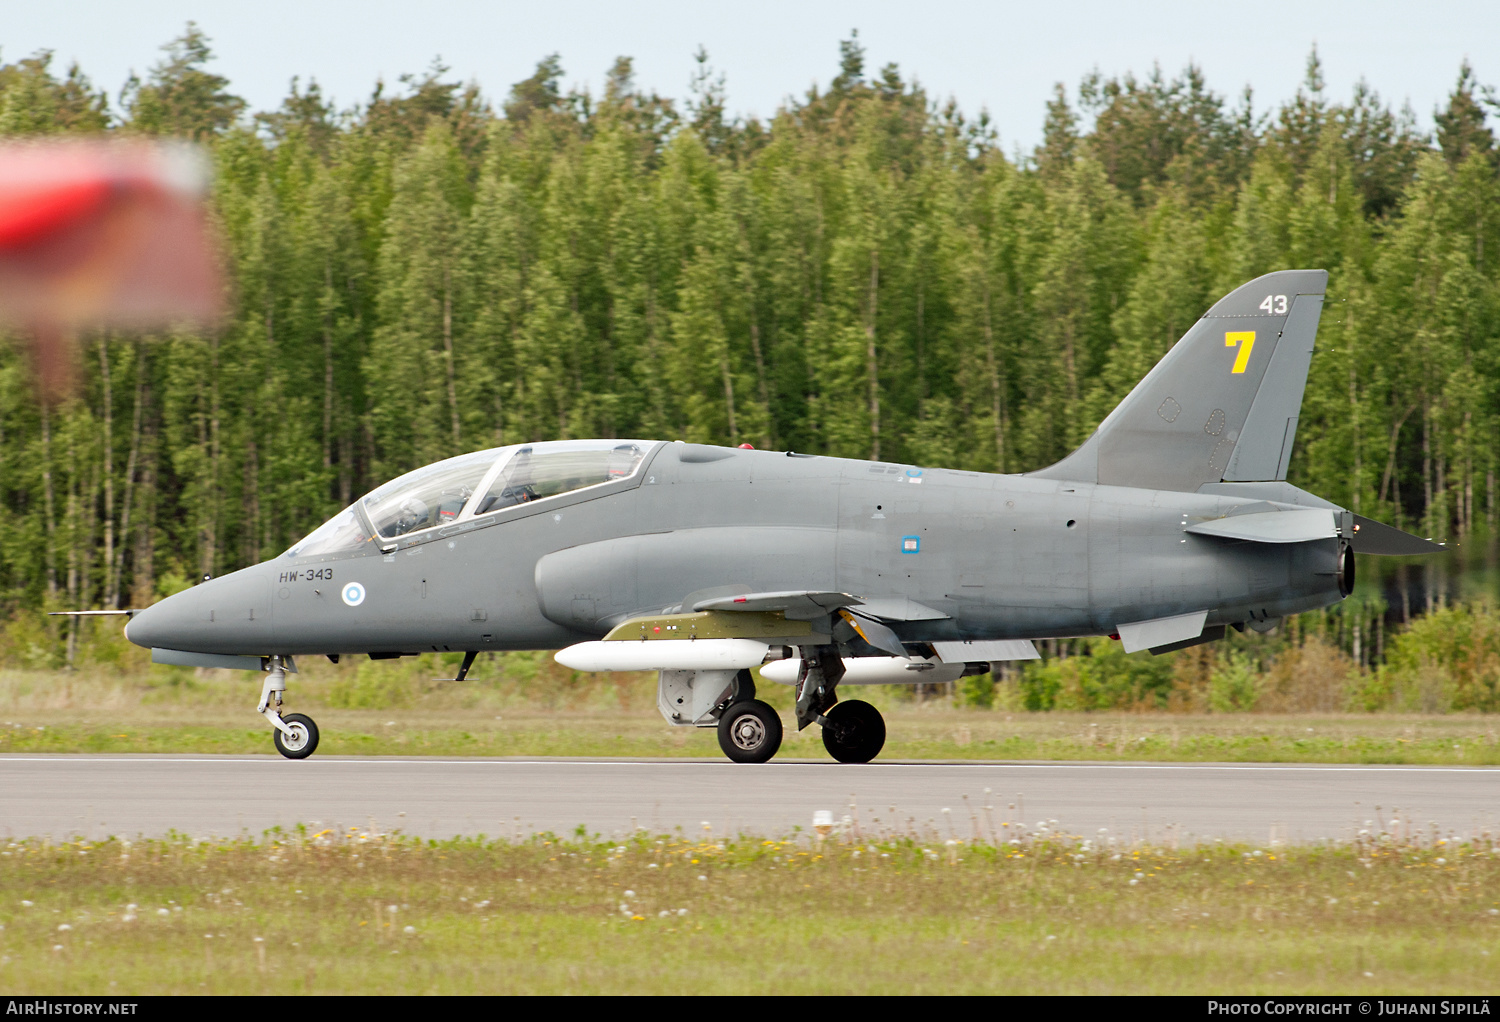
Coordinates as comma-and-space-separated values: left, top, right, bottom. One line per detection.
1032, 269, 1328, 492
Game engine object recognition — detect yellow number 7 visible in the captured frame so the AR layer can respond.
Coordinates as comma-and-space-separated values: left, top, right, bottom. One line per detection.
1225, 331, 1255, 374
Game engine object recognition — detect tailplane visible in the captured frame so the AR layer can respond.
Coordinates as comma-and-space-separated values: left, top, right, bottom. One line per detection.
1032, 269, 1327, 492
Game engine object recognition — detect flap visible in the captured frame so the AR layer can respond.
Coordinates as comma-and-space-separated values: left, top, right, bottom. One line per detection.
837, 608, 907, 657
694, 590, 863, 620
931, 639, 1041, 663
1349, 514, 1447, 556
1185, 508, 1337, 544
853, 596, 950, 621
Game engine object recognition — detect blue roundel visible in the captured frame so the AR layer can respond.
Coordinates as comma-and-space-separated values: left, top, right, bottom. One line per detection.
341, 582, 366, 607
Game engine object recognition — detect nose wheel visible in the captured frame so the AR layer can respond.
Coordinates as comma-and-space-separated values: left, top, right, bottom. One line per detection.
259, 656, 321, 759
272, 712, 320, 759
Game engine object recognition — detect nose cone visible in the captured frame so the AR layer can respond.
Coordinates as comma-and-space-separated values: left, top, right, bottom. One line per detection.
125, 568, 274, 654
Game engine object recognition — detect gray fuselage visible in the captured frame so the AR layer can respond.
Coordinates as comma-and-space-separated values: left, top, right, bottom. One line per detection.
124, 441, 1344, 658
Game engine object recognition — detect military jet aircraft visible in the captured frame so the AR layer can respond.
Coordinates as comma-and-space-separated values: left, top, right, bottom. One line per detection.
119, 269, 1441, 763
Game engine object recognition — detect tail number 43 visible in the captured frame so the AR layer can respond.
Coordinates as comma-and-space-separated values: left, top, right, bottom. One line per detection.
1259, 294, 1288, 314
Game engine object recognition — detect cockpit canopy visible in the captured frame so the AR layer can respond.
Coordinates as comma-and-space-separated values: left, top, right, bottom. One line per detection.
284, 439, 655, 559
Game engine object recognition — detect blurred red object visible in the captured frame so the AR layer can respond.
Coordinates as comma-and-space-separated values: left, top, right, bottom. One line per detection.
0, 139, 224, 392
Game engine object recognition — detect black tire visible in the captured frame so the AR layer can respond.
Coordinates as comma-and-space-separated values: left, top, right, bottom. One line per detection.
821, 699, 885, 764
273, 713, 320, 760
716, 700, 782, 764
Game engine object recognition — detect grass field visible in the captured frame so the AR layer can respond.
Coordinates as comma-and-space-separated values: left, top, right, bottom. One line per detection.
2, 661, 1499, 762
4, 700, 1500, 764
5, 662, 1499, 995
1, 825, 1497, 995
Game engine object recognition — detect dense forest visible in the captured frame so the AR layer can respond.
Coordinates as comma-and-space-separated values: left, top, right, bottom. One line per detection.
0, 25, 1498, 682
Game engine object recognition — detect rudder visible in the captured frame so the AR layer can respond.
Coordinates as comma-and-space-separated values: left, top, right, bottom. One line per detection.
1031, 269, 1327, 492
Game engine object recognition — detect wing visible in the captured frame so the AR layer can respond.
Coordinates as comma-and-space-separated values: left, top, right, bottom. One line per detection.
693, 590, 951, 623
693, 590, 864, 619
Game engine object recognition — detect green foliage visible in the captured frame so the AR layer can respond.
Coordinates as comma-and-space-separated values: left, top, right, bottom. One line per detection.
957, 670, 994, 709
1208, 652, 1261, 713
1018, 639, 1176, 711
0, 29, 1497, 684
1380, 601, 1500, 713
0, 612, 64, 670
325, 659, 416, 710
119, 23, 245, 139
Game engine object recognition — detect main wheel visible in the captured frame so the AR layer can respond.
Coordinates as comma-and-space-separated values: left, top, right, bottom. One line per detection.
717, 700, 782, 764
273, 713, 320, 760
821, 700, 885, 764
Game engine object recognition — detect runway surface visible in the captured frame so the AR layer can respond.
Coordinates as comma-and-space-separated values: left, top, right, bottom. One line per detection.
3, 755, 1497, 844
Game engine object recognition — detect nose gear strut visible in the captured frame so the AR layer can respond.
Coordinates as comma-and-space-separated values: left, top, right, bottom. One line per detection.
258, 655, 320, 759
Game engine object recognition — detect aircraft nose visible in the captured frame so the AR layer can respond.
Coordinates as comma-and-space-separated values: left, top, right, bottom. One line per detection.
125, 569, 274, 654
123, 594, 189, 650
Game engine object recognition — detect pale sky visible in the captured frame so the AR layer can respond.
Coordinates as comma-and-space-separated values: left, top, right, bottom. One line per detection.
5, 1, 1496, 153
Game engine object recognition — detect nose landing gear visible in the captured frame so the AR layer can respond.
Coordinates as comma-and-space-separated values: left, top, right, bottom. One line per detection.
259, 656, 320, 760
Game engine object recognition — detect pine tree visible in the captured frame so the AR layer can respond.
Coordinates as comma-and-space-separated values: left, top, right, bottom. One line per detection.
121, 23, 245, 139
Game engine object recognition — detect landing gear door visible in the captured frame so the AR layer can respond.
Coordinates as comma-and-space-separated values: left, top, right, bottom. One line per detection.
657, 669, 737, 727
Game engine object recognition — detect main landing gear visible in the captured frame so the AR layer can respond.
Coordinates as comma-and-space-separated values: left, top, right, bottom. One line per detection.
259, 655, 320, 760
717, 698, 783, 763
709, 649, 888, 765
790, 646, 885, 764
716, 669, 783, 763
820, 699, 886, 764
715, 696, 885, 764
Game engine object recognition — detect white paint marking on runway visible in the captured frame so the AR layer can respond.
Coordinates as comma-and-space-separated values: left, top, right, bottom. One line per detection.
5, 755, 1496, 845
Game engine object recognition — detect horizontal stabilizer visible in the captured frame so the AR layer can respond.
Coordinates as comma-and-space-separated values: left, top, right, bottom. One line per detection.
694, 590, 862, 619
1185, 508, 1337, 544
1116, 611, 1207, 654
1349, 514, 1446, 556
931, 639, 1040, 662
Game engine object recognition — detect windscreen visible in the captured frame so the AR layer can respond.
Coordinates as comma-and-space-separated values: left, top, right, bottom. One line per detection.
283, 506, 369, 558
361, 449, 501, 540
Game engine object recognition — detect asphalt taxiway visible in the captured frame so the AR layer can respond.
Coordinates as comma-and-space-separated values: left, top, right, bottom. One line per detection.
2, 755, 1495, 844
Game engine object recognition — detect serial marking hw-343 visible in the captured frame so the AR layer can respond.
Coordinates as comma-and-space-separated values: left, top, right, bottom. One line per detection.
110, 270, 1442, 763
